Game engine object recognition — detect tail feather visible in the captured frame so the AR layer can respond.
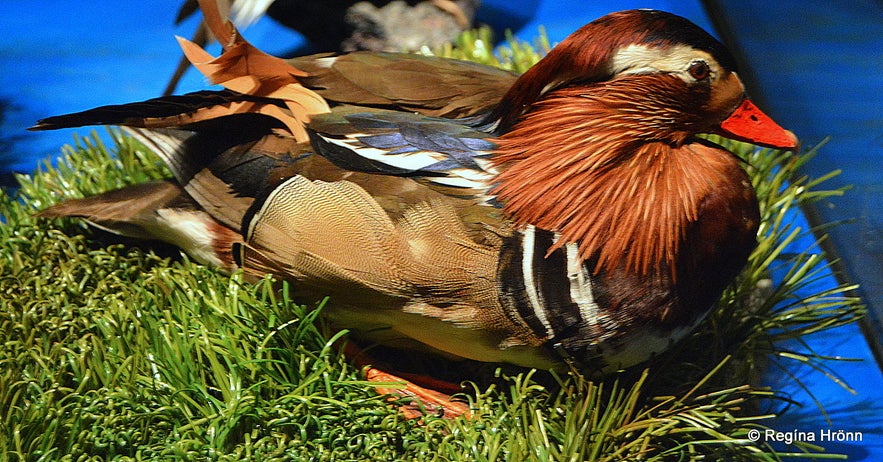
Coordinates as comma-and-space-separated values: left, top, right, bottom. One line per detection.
37, 181, 241, 269
28, 90, 281, 132
37, 181, 188, 239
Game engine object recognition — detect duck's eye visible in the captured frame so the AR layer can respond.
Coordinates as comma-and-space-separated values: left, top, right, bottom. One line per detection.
687, 60, 711, 81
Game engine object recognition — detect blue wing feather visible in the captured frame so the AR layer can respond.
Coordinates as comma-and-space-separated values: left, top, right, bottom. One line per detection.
307, 109, 498, 190
358, 133, 410, 149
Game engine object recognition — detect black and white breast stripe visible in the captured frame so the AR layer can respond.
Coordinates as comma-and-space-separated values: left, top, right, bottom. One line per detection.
497, 225, 617, 364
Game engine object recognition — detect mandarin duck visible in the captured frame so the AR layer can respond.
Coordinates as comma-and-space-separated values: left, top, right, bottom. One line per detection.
32, 2, 797, 418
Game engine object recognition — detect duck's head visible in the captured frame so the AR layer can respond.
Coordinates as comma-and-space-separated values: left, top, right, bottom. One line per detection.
493, 9, 797, 150
490, 9, 797, 276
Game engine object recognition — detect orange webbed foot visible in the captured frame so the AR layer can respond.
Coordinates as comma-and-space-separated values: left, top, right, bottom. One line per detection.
343, 341, 471, 419
364, 367, 471, 419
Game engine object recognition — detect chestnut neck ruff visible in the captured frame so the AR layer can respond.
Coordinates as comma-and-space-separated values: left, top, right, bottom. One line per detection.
491, 75, 740, 277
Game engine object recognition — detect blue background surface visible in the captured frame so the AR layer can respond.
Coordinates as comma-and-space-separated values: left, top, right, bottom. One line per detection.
2, 1, 881, 458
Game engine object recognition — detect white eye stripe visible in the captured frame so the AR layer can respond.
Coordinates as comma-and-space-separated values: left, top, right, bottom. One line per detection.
609, 43, 720, 82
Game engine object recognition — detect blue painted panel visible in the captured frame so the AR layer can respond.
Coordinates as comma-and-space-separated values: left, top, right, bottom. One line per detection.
707, 2, 883, 458
708, 1, 883, 355
761, 209, 883, 459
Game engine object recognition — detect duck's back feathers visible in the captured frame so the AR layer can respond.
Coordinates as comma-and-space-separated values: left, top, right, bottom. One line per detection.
292, 52, 518, 118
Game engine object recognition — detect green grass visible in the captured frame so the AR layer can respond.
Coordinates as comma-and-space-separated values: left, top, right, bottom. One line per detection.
0, 31, 865, 461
